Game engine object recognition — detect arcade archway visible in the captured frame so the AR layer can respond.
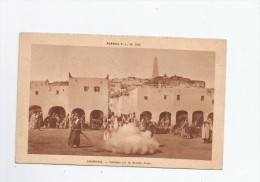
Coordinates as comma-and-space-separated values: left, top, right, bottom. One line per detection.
140, 111, 152, 121
29, 105, 42, 120
176, 110, 188, 127
159, 111, 171, 126
208, 112, 214, 122
48, 106, 66, 128
89, 110, 104, 129
71, 108, 85, 117
192, 111, 204, 127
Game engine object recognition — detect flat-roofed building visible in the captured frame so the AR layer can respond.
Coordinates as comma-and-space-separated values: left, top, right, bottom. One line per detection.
29, 75, 109, 125
109, 85, 214, 126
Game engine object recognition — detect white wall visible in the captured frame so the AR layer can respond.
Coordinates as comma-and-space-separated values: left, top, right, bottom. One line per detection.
115, 86, 214, 125
68, 77, 109, 121
30, 82, 69, 118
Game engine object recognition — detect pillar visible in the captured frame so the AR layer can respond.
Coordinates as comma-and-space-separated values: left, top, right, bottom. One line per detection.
204, 112, 210, 121
188, 112, 193, 125
171, 113, 176, 127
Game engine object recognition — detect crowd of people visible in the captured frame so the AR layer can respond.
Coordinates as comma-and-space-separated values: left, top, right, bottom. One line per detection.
103, 112, 155, 140
29, 111, 213, 144
29, 112, 43, 130
44, 113, 66, 128
155, 116, 171, 133
172, 118, 213, 143
103, 113, 154, 130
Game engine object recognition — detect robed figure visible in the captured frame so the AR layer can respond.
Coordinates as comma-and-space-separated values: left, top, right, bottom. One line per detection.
68, 119, 82, 148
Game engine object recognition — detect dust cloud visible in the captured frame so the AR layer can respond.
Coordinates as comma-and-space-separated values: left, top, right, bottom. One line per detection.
104, 123, 159, 155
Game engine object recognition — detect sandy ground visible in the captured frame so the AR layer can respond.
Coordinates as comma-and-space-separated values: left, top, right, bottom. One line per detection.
28, 128, 212, 160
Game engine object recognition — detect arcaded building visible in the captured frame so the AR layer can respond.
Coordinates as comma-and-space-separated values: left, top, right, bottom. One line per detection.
109, 85, 214, 126
29, 75, 109, 125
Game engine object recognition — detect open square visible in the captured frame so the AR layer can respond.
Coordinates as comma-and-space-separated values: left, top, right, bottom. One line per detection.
28, 128, 212, 160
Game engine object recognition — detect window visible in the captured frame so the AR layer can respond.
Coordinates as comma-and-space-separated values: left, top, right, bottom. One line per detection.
94, 86, 100, 92
84, 86, 89, 91
144, 96, 148, 100
212, 100, 214, 104
56, 90, 59, 94
35, 91, 39, 95
164, 95, 167, 100
201, 96, 204, 101
177, 95, 180, 100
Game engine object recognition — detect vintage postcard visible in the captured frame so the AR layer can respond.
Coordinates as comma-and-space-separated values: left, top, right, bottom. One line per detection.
16, 33, 226, 169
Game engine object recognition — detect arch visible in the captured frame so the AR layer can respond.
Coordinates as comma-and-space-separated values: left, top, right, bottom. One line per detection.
90, 110, 104, 120
89, 110, 104, 129
208, 112, 214, 121
48, 106, 66, 118
29, 105, 42, 111
159, 112, 171, 122
140, 111, 152, 121
48, 106, 66, 128
71, 108, 85, 117
29, 105, 42, 119
176, 110, 188, 127
192, 111, 204, 127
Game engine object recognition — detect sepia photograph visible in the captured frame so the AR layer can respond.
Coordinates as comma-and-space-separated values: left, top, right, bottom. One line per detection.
29, 45, 215, 160
16, 33, 226, 169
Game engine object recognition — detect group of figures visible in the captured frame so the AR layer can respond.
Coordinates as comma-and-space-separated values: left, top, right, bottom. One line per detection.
29, 110, 213, 148
30, 112, 93, 148
155, 116, 171, 133
29, 111, 104, 130
29, 112, 68, 129
103, 112, 213, 144
103, 112, 164, 139
29, 112, 43, 130
173, 117, 213, 143
104, 112, 139, 129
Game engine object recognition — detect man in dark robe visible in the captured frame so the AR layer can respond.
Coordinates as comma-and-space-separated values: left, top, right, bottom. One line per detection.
68, 118, 82, 148
37, 112, 43, 131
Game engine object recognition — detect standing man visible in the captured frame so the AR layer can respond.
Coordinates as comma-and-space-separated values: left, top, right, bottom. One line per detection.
202, 118, 211, 143
69, 113, 75, 129
208, 118, 213, 143
34, 112, 39, 129
65, 114, 70, 129
37, 112, 43, 131
80, 115, 85, 131
68, 115, 82, 148
30, 112, 36, 129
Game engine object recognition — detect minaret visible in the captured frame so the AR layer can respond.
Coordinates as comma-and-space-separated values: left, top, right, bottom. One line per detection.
152, 56, 159, 78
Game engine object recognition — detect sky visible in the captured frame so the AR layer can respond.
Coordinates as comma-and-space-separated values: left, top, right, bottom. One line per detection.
31, 45, 215, 88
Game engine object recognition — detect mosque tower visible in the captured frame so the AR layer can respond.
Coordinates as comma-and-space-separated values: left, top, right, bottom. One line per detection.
152, 56, 159, 78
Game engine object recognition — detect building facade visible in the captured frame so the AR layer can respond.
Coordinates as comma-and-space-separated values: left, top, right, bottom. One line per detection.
109, 85, 214, 126
29, 76, 109, 123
